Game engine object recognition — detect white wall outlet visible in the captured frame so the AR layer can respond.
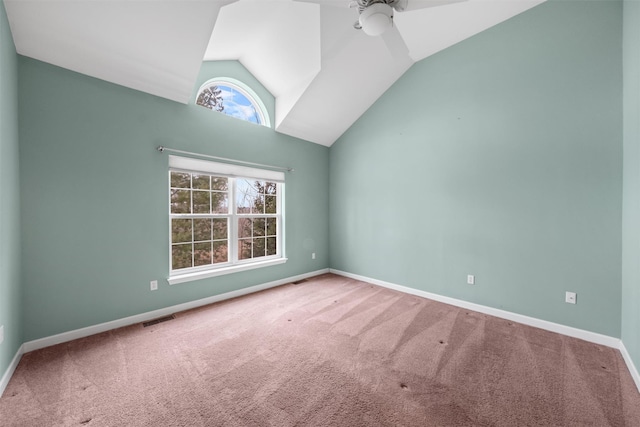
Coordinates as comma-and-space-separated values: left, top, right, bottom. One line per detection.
565, 291, 577, 304
467, 275, 475, 285
150, 280, 158, 291
0, 325, 4, 345
312, 252, 316, 260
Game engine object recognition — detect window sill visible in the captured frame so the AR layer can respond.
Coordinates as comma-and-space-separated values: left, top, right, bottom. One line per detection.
168, 257, 288, 285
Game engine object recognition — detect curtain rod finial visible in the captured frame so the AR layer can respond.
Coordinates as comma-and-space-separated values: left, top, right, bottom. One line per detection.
157, 146, 165, 152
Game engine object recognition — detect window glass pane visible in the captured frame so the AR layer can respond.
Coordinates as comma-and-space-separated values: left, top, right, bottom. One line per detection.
238, 239, 252, 260
172, 244, 192, 269
194, 242, 212, 267
213, 241, 228, 263
267, 237, 277, 256
193, 218, 212, 242
195, 79, 269, 127
212, 177, 228, 191
253, 237, 266, 258
193, 191, 211, 214
265, 182, 277, 195
212, 192, 228, 214
238, 218, 252, 239
252, 194, 265, 214
218, 85, 263, 124
266, 218, 276, 236
236, 179, 255, 214
171, 172, 190, 189
265, 196, 277, 214
196, 85, 224, 112
236, 179, 269, 214
172, 219, 192, 244
171, 189, 191, 214
213, 218, 227, 240
197, 84, 262, 124
253, 218, 265, 237
192, 174, 210, 190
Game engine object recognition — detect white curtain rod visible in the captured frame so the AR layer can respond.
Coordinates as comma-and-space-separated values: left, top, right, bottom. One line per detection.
156, 146, 294, 173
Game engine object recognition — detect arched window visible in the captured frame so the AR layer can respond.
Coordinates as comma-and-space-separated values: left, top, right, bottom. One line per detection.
196, 78, 270, 127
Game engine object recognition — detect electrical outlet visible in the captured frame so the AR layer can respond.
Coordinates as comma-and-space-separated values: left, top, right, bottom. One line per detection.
150, 280, 158, 291
565, 291, 577, 304
312, 252, 316, 260
0, 325, 4, 345
467, 275, 475, 285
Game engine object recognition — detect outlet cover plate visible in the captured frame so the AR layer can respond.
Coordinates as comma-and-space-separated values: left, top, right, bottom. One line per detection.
565, 291, 577, 304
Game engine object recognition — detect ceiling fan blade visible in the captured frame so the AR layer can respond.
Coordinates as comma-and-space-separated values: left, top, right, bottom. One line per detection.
381, 24, 412, 66
293, 0, 351, 7
393, 0, 467, 12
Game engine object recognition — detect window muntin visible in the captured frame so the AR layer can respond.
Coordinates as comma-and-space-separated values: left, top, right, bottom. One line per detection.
195, 78, 270, 127
169, 161, 283, 276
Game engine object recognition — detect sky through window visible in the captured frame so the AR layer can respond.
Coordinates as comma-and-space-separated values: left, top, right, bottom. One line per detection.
196, 78, 269, 127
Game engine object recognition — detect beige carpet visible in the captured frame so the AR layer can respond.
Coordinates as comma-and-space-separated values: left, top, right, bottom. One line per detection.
1, 273, 639, 426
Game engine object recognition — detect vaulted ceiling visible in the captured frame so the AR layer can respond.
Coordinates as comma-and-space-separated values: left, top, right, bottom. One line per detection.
4, 0, 545, 146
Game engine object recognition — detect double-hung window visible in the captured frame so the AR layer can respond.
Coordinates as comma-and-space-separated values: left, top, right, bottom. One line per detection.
168, 155, 285, 284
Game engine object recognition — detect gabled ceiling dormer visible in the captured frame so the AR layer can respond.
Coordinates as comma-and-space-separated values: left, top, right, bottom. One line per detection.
4, 0, 545, 146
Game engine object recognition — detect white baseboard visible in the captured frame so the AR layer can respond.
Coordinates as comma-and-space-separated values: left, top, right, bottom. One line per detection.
329, 269, 621, 348
1, 344, 25, 397
330, 269, 640, 394
620, 342, 640, 393
22, 268, 329, 354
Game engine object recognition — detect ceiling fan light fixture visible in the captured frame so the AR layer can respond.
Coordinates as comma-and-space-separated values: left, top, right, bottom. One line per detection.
359, 3, 393, 36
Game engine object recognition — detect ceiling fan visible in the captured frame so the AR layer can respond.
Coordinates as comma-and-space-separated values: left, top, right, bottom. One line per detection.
298, 0, 466, 61
352, 0, 465, 36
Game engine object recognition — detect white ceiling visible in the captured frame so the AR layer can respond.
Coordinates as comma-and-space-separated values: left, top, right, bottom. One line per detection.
4, 0, 545, 146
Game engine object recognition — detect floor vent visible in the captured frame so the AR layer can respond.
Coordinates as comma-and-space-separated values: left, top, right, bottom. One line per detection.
292, 279, 308, 285
143, 315, 175, 327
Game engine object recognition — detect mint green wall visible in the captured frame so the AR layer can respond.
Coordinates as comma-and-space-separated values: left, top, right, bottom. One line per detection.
0, 1, 22, 376
330, 0, 623, 337
19, 58, 329, 341
622, 0, 640, 371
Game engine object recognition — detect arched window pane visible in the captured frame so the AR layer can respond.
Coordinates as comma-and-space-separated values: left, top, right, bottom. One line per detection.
196, 78, 269, 127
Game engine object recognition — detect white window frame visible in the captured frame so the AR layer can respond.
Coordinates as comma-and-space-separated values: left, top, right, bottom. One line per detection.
167, 155, 286, 285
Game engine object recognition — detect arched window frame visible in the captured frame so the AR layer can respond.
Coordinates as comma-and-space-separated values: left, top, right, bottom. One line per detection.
195, 77, 271, 128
